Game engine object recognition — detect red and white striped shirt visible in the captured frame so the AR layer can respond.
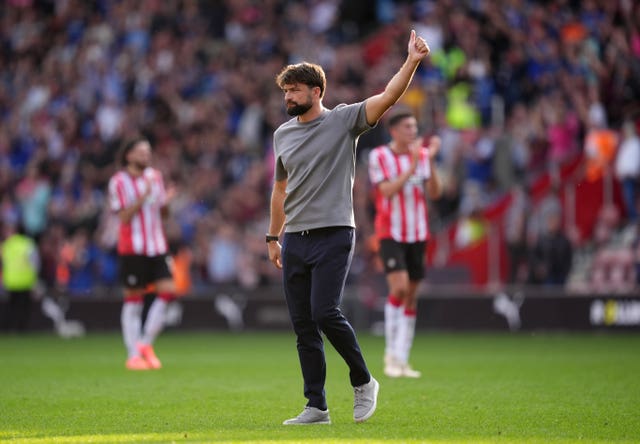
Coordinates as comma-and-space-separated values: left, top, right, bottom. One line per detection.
108, 167, 168, 256
368, 145, 431, 243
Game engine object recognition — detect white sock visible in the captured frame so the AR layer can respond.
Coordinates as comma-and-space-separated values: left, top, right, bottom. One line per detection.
121, 301, 143, 358
384, 299, 403, 360
141, 297, 168, 345
395, 311, 417, 365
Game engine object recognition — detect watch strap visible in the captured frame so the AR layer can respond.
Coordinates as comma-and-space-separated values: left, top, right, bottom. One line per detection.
266, 234, 279, 243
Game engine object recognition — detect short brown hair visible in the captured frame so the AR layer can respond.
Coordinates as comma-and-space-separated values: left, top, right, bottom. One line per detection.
118, 136, 148, 167
388, 111, 415, 129
275, 62, 326, 99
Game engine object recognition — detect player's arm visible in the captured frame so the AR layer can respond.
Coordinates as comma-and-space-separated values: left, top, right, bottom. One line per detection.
425, 136, 442, 200
117, 179, 152, 223
267, 178, 287, 269
377, 142, 421, 198
364, 30, 430, 126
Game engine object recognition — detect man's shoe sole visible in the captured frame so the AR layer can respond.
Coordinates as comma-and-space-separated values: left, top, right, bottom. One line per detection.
282, 419, 331, 425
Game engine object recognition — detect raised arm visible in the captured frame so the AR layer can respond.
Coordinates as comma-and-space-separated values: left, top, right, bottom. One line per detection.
365, 30, 430, 126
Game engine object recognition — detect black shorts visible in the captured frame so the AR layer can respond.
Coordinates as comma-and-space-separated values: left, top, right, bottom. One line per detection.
378, 239, 426, 281
118, 254, 173, 289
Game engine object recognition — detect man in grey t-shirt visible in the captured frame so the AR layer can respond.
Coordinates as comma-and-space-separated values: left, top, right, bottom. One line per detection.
267, 30, 431, 425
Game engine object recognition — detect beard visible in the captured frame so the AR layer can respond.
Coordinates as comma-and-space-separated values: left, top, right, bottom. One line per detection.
286, 102, 312, 116
286, 98, 313, 116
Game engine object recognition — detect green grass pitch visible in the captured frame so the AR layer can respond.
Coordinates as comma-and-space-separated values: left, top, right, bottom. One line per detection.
0, 331, 639, 443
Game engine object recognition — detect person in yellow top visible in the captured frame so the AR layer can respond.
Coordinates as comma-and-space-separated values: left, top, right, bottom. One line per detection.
1, 223, 40, 332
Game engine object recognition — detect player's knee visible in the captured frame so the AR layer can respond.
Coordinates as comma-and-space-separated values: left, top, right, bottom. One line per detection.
404, 298, 418, 311
391, 286, 410, 301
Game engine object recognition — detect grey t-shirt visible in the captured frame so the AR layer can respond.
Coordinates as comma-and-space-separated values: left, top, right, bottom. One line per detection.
273, 101, 374, 232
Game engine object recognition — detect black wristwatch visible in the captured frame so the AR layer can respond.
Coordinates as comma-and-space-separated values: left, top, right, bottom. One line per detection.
266, 234, 279, 243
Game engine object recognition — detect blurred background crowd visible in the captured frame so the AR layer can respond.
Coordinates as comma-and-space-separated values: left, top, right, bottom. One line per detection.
1, 0, 639, 299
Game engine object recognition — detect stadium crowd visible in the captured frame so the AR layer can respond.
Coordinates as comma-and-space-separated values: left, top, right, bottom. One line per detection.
1, 0, 639, 297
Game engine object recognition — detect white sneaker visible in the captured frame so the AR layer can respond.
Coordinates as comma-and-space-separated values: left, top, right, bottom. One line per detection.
283, 407, 331, 425
353, 377, 379, 423
400, 364, 422, 378
384, 360, 403, 378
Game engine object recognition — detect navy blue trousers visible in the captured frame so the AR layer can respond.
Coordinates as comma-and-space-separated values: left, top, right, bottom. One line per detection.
281, 226, 371, 410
